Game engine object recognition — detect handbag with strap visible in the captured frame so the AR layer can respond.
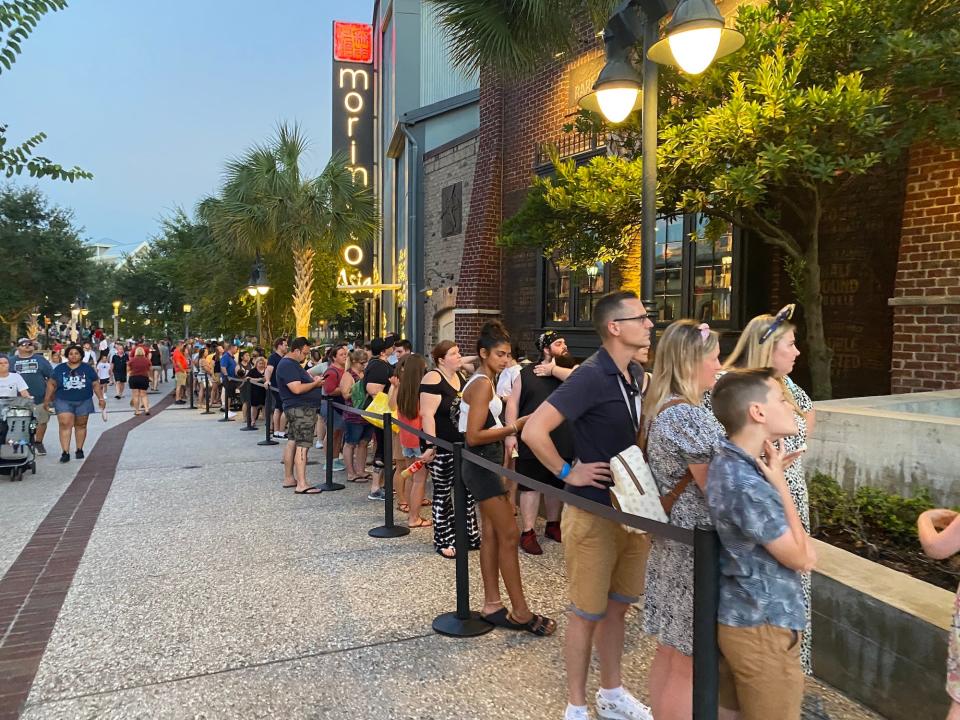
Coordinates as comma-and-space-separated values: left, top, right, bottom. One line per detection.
609, 445, 669, 531
638, 398, 695, 515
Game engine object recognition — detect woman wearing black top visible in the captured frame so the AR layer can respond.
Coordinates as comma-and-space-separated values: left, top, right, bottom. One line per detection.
419, 340, 480, 559
111, 343, 128, 399
150, 343, 162, 391
247, 356, 267, 427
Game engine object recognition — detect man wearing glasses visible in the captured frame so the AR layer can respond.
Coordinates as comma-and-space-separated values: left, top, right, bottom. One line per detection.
523, 290, 655, 720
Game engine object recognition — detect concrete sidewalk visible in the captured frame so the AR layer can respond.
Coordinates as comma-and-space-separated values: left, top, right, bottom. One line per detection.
3, 390, 883, 719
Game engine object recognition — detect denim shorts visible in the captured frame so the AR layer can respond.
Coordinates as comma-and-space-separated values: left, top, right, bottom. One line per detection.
54, 396, 95, 417
402, 446, 421, 459
344, 421, 372, 445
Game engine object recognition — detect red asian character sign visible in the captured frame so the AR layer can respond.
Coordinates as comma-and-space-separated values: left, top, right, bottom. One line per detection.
333, 21, 373, 64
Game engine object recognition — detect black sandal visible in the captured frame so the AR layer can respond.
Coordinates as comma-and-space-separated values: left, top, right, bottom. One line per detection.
508, 612, 556, 637
481, 607, 525, 629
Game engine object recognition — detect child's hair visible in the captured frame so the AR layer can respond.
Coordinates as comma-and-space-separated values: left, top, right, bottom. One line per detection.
99, 350, 109, 361
397, 353, 428, 420
643, 319, 719, 424
476, 320, 510, 358
710, 367, 777, 435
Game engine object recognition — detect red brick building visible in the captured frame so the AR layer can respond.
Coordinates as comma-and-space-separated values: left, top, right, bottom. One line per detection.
450, 24, 959, 398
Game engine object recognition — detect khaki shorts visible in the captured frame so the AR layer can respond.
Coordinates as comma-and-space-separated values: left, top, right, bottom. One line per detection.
175, 371, 188, 387
32, 402, 50, 425
562, 504, 651, 620
718, 624, 804, 720
284, 405, 318, 448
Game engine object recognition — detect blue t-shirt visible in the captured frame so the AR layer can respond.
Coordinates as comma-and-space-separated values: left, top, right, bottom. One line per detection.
275, 357, 324, 409
52, 362, 99, 403
220, 351, 237, 380
8, 352, 53, 404
544, 346, 644, 506
706, 438, 805, 631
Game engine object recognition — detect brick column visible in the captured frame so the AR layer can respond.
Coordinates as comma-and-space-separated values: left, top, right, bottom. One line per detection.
889, 143, 960, 393
455, 68, 503, 349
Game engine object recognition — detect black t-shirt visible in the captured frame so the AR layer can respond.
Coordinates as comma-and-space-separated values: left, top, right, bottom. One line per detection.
545, 347, 644, 506
420, 371, 466, 444
275, 357, 323, 409
517, 365, 575, 462
361, 357, 393, 407
267, 352, 283, 387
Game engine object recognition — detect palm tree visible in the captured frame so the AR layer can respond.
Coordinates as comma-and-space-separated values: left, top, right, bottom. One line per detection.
425, 0, 614, 77
200, 123, 377, 338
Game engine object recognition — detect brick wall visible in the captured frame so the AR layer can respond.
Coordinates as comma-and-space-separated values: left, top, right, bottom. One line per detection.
422, 135, 478, 350
455, 22, 602, 349
455, 69, 505, 348
890, 143, 960, 393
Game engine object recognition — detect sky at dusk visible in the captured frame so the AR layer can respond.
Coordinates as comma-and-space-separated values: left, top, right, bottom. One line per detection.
3, 0, 375, 254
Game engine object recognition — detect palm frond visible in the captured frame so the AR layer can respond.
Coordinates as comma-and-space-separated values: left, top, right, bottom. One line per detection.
425, 0, 593, 77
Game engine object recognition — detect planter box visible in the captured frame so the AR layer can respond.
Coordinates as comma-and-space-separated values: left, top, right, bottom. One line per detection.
805, 390, 960, 506
812, 539, 953, 720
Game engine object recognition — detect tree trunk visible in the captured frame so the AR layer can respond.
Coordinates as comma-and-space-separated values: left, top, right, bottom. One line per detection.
292, 248, 315, 338
801, 233, 833, 400
9, 321, 18, 345
619, 232, 642, 294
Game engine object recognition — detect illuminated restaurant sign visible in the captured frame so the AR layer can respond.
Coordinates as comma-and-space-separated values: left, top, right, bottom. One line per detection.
332, 21, 375, 289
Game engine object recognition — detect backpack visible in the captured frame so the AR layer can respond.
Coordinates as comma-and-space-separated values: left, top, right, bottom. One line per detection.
350, 372, 366, 408
321, 366, 343, 398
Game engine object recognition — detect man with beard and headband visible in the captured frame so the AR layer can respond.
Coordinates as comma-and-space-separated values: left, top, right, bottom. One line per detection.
504, 330, 577, 555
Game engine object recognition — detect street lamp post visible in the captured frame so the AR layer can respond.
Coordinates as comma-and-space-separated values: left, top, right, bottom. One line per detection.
112, 300, 121, 340
183, 303, 192, 340
246, 254, 271, 346
579, 0, 743, 324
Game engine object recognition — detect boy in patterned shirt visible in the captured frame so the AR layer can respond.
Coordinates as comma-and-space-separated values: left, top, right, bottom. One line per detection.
706, 368, 817, 720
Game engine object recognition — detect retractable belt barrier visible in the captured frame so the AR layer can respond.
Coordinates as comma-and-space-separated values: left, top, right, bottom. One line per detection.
222, 387, 721, 719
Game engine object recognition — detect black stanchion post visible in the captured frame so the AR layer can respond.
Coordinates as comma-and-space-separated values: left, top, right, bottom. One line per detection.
369, 414, 408, 538
692, 525, 721, 720
200, 374, 214, 415
188, 369, 195, 409
318, 399, 344, 491
258, 386, 278, 446
432, 443, 494, 637
218, 378, 232, 422
240, 380, 256, 431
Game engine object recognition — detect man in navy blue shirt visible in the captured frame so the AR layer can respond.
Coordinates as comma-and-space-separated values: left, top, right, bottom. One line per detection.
219, 343, 239, 419
706, 369, 816, 720
523, 290, 654, 720
276, 337, 325, 494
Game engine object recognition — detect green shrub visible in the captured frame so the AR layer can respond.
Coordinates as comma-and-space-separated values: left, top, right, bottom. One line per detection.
809, 472, 936, 549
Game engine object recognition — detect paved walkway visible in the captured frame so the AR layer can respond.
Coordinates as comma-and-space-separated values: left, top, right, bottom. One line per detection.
0, 382, 883, 719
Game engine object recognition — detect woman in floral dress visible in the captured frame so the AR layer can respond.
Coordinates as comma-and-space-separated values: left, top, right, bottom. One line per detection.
720, 306, 817, 673
643, 320, 725, 720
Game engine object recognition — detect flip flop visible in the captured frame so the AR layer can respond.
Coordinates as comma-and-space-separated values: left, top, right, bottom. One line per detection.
397, 503, 410, 513
436, 547, 456, 559
282, 484, 296, 489
295, 486, 322, 494
408, 518, 432, 529
421, 498, 432, 506
480, 607, 525, 629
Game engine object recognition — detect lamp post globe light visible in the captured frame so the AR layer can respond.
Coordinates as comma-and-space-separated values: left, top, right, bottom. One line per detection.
246, 253, 270, 346
112, 300, 121, 340
580, 0, 743, 326
183, 303, 192, 340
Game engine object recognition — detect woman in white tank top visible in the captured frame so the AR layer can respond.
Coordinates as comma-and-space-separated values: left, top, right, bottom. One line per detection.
460, 321, 556, 637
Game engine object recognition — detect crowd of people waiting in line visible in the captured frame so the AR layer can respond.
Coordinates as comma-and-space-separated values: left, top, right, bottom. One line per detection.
7, 289, 960, 720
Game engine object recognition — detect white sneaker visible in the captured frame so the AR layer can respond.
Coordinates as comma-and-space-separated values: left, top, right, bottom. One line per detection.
314, 439, 323, 449
595, 689, 653, 720
565, 706, 593, 720
228, 411, 237, 419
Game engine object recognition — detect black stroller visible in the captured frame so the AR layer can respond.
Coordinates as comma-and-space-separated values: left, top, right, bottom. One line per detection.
0, 397, 38, 481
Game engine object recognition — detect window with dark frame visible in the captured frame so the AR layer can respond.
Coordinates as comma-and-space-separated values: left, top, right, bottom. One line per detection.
542, 257, 608, 328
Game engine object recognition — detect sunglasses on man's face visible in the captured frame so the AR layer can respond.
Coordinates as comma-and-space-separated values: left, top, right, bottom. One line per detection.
759, 304, 795, 345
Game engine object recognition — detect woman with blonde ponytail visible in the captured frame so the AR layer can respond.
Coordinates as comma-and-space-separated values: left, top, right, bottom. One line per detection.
642, 319, 725, 720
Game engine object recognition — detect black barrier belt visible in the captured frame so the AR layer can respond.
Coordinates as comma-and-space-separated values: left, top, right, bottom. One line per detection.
327, 400, 693, 546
